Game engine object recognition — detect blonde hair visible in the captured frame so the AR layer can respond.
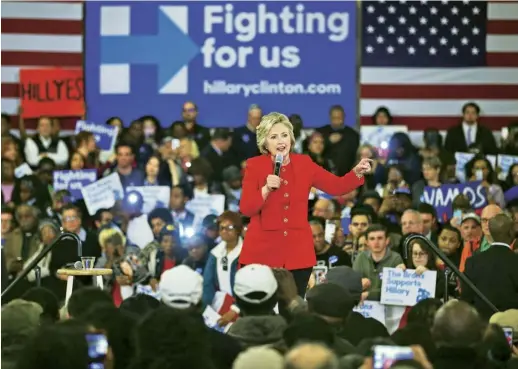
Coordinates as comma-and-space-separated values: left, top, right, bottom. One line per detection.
179, 137, 200, 159
256, 112, 296, 155
98, 227, 126, 250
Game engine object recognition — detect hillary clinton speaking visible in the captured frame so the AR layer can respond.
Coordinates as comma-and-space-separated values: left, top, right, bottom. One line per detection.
239, 112, 371, 296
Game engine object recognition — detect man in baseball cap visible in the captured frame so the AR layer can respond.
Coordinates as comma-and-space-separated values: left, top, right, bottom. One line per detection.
228, 264, 287, 348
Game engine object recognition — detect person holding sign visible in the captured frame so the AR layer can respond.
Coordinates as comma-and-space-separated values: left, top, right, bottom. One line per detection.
239, 113, 371, 296
395, 239, 444, 300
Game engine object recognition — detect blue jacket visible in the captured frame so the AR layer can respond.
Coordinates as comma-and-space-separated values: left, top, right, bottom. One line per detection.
202, 238, 243, 307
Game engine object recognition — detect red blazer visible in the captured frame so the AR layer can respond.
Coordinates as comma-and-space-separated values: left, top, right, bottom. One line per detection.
239, 153, 364, 270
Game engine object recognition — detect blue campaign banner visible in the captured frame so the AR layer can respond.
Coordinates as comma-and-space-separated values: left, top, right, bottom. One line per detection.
75, 121, 118, 151
421, 181, 487, 222
53, 170, 98, 201
84, 1, 357, 128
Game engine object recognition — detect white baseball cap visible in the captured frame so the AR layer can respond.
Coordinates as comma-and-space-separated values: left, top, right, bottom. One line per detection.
160, 265, 203, 309
234, 264, 278, 304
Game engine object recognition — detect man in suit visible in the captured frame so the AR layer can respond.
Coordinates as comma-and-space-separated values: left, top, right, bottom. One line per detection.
461, 213, 518, 320
316, 105, 360, 176
444, 102, 498, 155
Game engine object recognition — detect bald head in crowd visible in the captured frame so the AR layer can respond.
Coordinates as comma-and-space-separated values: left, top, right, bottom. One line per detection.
481, 204, 502, 242
489, 213, 514, 245
284, 343, 338, 369
312, 199, 335, 220
431, 300, 485, 348
401, 209, 424, 235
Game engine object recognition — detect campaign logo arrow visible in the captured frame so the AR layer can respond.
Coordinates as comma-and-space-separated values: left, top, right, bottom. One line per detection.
100, 6, 200, 91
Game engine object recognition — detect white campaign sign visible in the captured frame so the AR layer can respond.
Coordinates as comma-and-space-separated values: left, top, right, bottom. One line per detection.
381, 267, 437, 307
81, 173, 124, 215
353, 301, 386, 325
186, 194, 225, 230
126, 186, 171, 213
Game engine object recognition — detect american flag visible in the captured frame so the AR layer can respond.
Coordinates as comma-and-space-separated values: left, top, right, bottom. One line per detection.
360, 0, 518, 130
1, 1, 83, 130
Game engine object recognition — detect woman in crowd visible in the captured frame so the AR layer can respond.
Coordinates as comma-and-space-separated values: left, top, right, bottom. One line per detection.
140, 115, 163, 150
143, 155, 170, 187
96, 226, 142, 305
68, 152, 86, 170
372, 106, 393, 126
411, 156, 443, 206
466, 155, 505, 207
202, 211, 243, 318
305, 131, 336, 174
1, 137, 23, 166
239, 112, 370, 297
397, 238, 445, 300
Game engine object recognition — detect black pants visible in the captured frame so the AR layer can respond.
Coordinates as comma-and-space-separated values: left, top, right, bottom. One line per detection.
290, 267, 313, 297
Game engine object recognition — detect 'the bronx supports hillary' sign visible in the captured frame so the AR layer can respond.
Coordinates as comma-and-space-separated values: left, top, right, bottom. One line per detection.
85, 2, 357, 127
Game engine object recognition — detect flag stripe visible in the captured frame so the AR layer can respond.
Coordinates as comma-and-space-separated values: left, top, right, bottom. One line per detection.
359, 116, 512, 131
1, 18, 84, 35
486, 53, 518, 66
361, 68, 518, 85
486, 35, 518, 52
1, 2, 83, 20
1, 52, 83, 67
1, 34, 83, 52
361, 85, 518, 99
487, 2, 518, 20
487, 20, 518, 34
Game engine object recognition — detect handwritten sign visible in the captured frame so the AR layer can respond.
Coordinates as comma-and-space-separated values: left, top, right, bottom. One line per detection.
353, 301, 386, 325
381, 267, 437, 306
20, 68, 84, 118
53, 169, 97, 200
75, 120, 118, 151
126, 186, 170, 214
186, 194, 225, 230
81, 173, 124, 215
421, 181, 487, 222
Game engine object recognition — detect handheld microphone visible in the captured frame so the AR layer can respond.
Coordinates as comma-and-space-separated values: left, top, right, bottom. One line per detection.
274, 153, 283, 177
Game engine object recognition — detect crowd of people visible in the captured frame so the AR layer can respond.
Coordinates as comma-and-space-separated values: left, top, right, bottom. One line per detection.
1, 100, 518, 369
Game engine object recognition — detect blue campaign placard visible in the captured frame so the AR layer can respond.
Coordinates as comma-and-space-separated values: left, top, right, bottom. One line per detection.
84, 1, 357, 128
75, 121, 118, 151
53, 170, 98, 200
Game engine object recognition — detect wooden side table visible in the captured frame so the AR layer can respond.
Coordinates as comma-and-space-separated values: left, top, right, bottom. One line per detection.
57, 268, 113, 306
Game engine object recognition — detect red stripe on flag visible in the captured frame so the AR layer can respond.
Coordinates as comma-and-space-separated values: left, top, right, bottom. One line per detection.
1, 19, 83, 35
486, 53, 518, 67
360, 116, 511, 130
361, 85, 518, 99
487, 20, 518, 35
1, 51, 83, 67
6, 116, 80, 130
